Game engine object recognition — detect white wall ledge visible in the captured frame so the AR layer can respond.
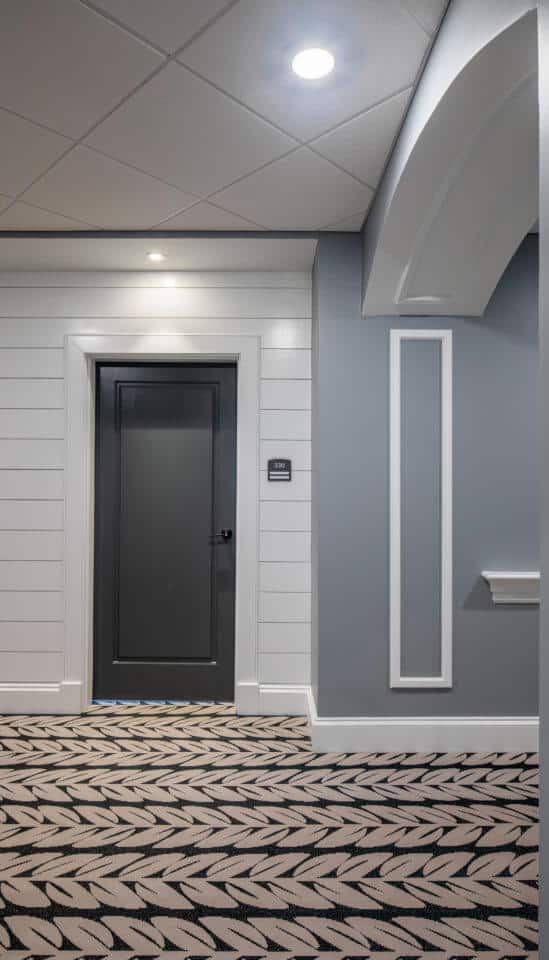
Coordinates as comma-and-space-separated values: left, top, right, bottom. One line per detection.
482, 571, 540, 605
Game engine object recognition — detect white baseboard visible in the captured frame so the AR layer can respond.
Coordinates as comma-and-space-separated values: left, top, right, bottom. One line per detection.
0, 680, 83, 715
236, 682, 309, 716
1, 680, 536, 753
306, 689, 539, 753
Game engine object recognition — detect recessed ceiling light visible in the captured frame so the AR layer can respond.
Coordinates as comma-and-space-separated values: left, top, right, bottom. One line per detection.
147, 251, 165, 262
292, 48, 335, 80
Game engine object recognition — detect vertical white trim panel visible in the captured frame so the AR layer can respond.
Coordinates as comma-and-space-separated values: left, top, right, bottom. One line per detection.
390, 329, 453, 689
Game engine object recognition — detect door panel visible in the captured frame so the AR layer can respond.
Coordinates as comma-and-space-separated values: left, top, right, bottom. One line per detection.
94, 363, 236, 700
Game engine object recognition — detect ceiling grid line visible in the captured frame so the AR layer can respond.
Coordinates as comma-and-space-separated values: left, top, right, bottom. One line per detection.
79, 0, 243, 57
0, 0, 447, 232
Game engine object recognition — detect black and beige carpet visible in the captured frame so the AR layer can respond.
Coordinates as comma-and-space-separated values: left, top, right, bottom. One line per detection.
0, 702, 538, 958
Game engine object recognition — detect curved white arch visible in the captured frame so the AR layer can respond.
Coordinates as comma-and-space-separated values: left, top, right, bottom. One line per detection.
363, 5, 538, 317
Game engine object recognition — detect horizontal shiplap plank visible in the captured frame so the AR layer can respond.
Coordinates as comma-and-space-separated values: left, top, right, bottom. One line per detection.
0, 272, 312, 289
0, 470, 63, 500
260, 410, 311, 440
259, 622, 311, 653
260, 501, 311, 532
260, 471, 311, 501
0, 561, 63, 590
0, 501, 63, 530
258, 652, 310, 684
0, 288, 311, 319
0, 380, 64, 408
261, 320, 311, 349
260, 531, 311, 562
260, 562, 311, 593
259, 592, 311, 623
0, 410, 64, 438
0, 531, 64, 561
0, 317, 311, 347
0, 440, 64, 469
260, 379, 311, 410
260, 441, 311, 472
261, 349, 311, 380
0, 333, 63, 348
0, 650, 64, 680
0, 350, 63, 378
0, 591, 63, 621
0, 620, 64, 652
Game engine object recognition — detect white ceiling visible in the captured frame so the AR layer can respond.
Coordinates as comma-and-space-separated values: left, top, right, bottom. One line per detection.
0, 0, 446, 232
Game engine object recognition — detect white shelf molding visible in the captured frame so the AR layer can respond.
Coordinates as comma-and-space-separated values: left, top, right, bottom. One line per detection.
482, 571, 540, 605
389, 329, 453, 688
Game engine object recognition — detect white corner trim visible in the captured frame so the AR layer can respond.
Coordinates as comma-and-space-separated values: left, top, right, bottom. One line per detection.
237, 682, 309, 716
0, 681, 82, 715
306, 689, 538, 753
482, 571, 540, 605
390, 329, 453, 689
65, 334, 260, 713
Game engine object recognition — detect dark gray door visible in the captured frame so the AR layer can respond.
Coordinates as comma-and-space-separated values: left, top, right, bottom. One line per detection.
93, 363, 236, 700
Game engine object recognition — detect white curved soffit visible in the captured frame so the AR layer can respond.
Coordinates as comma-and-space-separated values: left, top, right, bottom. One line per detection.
363, 7, 538, 318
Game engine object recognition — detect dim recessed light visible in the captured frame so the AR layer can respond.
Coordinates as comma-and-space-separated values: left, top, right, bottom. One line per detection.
292, 48, 335, 80
147, 251, 165, 262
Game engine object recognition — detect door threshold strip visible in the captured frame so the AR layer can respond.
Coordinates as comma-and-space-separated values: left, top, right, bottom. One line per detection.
91, 699, 229, 705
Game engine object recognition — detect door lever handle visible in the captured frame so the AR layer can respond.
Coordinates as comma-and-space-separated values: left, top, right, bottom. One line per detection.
209, 529, 233, 544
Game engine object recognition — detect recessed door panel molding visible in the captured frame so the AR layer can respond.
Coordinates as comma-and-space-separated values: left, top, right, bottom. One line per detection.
389, 329, 453, 689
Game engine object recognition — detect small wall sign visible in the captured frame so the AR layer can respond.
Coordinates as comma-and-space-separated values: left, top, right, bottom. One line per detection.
268, 458, 292, 481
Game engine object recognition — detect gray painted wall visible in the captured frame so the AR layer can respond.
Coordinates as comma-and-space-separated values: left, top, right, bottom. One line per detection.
401, 339, 442, 678
312, 232, 539, 717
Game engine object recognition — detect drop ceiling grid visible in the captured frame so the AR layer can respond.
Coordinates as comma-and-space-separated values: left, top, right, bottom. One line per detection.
0, 0, 446, 231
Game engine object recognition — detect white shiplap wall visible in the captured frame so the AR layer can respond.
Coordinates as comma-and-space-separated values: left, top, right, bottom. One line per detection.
0, 271, 311, 709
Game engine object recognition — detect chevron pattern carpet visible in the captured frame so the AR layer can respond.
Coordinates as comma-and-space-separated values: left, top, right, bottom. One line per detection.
0, 702, 538, 958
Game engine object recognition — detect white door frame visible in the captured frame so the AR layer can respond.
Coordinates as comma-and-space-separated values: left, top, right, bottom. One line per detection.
65, 333, 260, 712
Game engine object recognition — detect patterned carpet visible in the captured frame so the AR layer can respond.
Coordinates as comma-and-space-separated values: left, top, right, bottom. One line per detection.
0, 703, 538, 958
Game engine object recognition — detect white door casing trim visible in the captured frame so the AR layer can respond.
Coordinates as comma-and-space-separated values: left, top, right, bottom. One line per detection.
389, 329, 453, 688
65, 333, 260, 712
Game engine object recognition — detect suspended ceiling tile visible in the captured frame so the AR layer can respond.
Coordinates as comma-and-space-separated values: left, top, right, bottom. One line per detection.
312, 88, 412, 187
402, 0, 448, 35
154, 202, 263, 230
86, 63, 296, 197
23, 146, 197, 229
0, 202, 92, 230
179, 0, 429, 141
0, 196, 13, 216
211, 149, 373, 230
0, 109, 72, 197
89, 0, 234, 53
0, 0, 163, 138
323, 210, 368, 231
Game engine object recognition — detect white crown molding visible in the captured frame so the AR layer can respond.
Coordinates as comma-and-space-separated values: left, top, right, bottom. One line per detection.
482, 571, 540, 605
306, 688, 538, 753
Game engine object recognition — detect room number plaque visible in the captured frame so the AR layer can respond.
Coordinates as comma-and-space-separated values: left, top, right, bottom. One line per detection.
267, 458, 292, 481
